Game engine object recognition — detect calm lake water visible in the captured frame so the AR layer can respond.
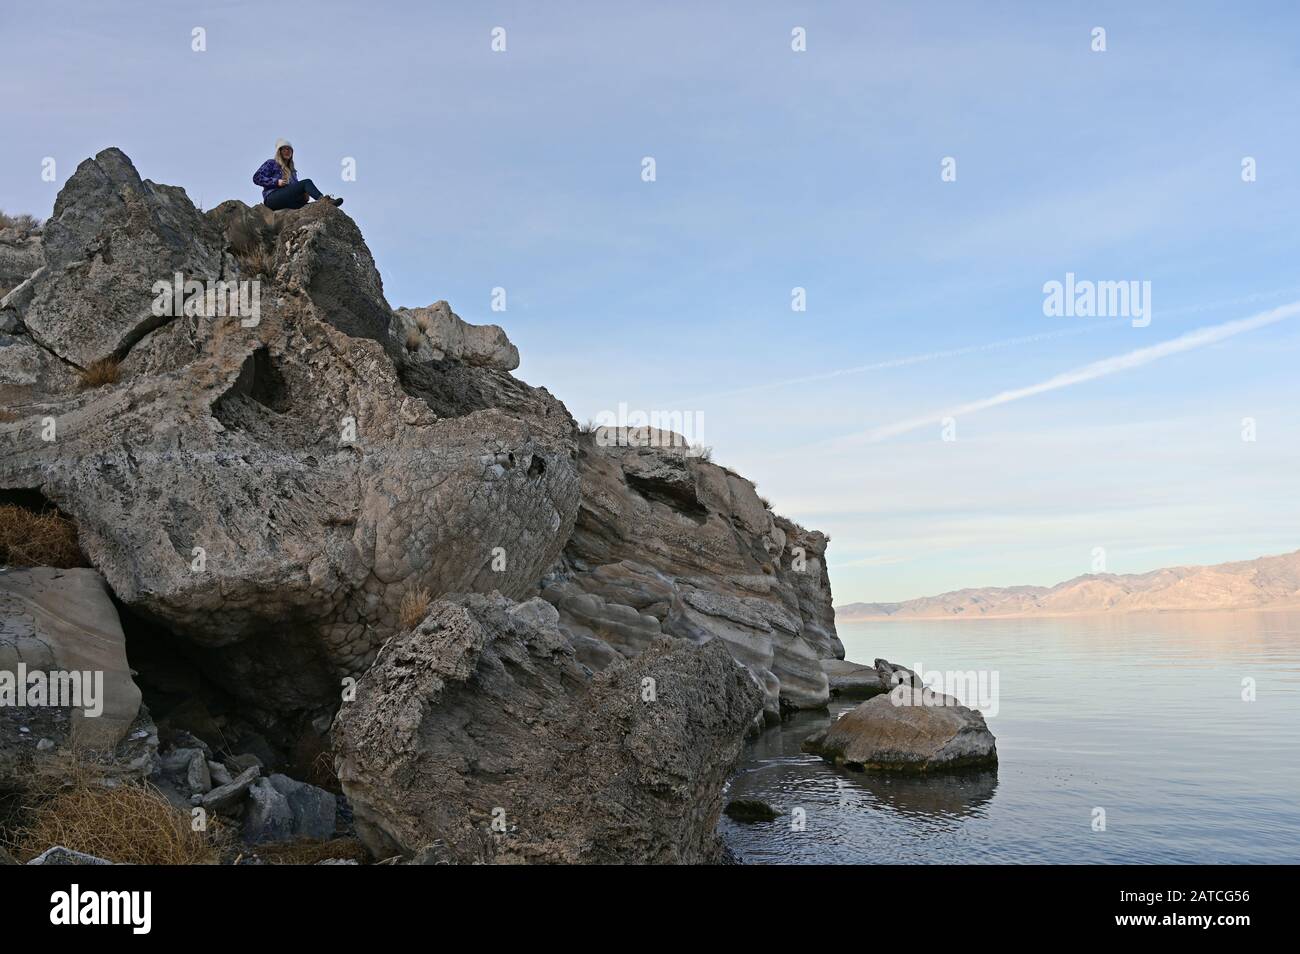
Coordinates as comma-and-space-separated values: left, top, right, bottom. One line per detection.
719, 612, 1300, 864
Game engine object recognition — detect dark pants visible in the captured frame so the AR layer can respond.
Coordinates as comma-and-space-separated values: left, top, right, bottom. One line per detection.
264, 178, 323, 211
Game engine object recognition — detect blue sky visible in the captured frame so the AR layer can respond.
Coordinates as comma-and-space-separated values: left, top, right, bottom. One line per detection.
4, 1, 1299, 602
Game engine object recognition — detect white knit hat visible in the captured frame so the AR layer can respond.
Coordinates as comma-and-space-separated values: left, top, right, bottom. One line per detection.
275, 138, 293, 152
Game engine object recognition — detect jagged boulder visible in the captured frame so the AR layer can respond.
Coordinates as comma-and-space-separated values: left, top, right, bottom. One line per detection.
0, 567, 156, 788
540, 429, 841, 719
392, 301, 519, 370
333, 593, 764, 863
803, 685, 998, 773
0, 150, 580, 717
8, 148, 224, 369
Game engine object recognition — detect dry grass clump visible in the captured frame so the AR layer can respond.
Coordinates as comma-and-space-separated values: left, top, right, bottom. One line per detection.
414, 311, 432, 332
78, 356, 121, 390
398, 585, 432, 629
10, 780, 222, 865
0, 503, 86, 567
237, 244, 276, 278
404, 327, 422, 352
0, 211, 42, 234
226, 206, 281, 278
225, 214, 259, 254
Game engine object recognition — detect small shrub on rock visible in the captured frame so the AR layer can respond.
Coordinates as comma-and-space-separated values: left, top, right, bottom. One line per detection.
78, 357, 121, 390
237, 245, 276, 278
398, 586, 431, 630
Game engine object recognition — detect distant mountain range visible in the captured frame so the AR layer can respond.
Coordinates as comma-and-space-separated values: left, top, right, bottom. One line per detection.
836, 549, 1300, 620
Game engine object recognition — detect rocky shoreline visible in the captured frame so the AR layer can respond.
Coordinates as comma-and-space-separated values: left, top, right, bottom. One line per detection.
1, 149, 993, 865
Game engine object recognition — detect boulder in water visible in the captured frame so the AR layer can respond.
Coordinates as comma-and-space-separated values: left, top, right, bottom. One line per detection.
803, 685, 997, 773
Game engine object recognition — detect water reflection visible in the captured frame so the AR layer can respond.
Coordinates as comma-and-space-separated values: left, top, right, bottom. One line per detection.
850, 769, 998, 818
720, 613, 1300, 864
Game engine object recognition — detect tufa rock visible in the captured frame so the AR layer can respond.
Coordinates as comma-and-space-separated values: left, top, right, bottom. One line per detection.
803, 685, 998, 773
0, 150, 580, 718
392, 301, 520, 370
1, 149, 843, 861
10, 148, 223, 369
333, 593, 764, 863
540, 429, 841, 720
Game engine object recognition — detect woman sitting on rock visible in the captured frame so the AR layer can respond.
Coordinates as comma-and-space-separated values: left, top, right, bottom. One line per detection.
253, 139, 343, 211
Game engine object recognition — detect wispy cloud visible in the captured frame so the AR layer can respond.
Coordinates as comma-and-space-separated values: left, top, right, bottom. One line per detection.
673, 325, 1109, 403
674, 290, 1300, 406
847, 300, 1300, 444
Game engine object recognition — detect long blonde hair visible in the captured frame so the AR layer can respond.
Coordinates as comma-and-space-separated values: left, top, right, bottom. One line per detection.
275, 146, 295, 181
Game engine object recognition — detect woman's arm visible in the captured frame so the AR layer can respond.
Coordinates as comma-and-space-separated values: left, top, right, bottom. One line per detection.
253, 160, 283, 188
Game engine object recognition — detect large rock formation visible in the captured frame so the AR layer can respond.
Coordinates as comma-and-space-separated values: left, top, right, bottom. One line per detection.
1, 147, 844, 862
0, 149, 581, 717
540, 429, 841, 720
333, 593, 764, 863
0, 149, 843, 728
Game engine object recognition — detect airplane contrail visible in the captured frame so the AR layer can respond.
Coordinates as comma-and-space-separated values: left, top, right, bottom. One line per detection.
671, 288, 1300, 405
673, 325, 1106, 402
856, 299, 1300, 443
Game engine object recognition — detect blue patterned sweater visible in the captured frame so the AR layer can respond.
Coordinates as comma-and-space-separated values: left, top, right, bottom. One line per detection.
253, 159, 296, 199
